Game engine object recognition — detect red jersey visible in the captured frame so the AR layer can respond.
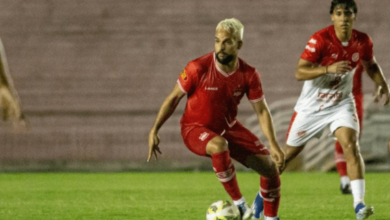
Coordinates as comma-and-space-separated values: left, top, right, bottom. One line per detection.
177, 52, 264, 134
294, 26, 373, 114
301, 25, 373, 68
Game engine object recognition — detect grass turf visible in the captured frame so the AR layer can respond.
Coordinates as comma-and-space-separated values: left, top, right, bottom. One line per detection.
0, 172, 388, 219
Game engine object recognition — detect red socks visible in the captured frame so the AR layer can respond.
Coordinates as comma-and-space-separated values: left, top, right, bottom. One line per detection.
211, 151, 242, 201
260, 175, 281, 217
335, 141, 348, 177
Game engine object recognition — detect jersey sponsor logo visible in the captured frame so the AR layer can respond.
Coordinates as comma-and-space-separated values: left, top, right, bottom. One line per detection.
352, 52, 359, 62
199, 132, 209, 141
305, 45, 316, 53
297, 130, 307, 137
317, 91, 343, 103
205, 87, 218, 91
331, 53, 338, 59
180, 69, 187, 81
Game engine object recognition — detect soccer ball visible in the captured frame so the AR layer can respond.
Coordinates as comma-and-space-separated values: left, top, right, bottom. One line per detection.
206, 200, 240, 220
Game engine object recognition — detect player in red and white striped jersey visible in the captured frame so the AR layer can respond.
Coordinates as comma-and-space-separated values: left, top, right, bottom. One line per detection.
280, 1, 389, 219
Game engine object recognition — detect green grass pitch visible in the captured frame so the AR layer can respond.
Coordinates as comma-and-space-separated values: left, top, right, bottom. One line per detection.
0, 172, 388, 219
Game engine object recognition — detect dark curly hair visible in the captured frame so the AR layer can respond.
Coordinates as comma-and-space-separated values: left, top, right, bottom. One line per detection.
330, 0, 357, 14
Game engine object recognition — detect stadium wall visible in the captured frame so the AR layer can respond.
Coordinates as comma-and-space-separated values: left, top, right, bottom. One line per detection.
0, 0, 389, 171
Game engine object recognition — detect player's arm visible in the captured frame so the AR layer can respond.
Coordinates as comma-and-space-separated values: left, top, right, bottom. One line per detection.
148, 84, 185, 162
362, 57, 389, 105
295, 59, 352, 81
251, 99, 285, 170
0, 38, 24, 121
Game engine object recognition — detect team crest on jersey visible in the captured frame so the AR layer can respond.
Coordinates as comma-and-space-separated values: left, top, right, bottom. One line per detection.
352, 52, 359, 62
180, 69, 187, 81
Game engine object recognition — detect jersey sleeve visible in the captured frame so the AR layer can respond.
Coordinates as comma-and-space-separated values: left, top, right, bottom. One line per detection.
246, 69, 264, 103
177, 61, 198, 94
300, 34, 323, 64
361, 35, 374, 61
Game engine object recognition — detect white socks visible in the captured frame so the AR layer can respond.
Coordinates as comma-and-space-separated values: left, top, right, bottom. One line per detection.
340, 176, 350, 187
233, 197, 246, 206
350, 179, 365, 208
264, 216, 279, 220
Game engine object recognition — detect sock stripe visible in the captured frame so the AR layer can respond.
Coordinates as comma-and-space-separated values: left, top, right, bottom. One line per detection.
260, 187, 280, 193
214, 162, 235, 183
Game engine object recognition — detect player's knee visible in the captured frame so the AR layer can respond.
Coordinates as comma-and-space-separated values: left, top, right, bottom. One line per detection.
262, 163, 279, 179
206, 136, 228, 155
343, 142, 360, 161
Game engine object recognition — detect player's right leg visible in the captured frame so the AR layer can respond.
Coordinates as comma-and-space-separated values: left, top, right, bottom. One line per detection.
223, 122, 280, 220
181, 126, 251, 218
205, 136, 245, 205
205, 137, 253, 219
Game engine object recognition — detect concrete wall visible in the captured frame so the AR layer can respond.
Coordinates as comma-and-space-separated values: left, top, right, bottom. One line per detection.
0, 0, 388, 171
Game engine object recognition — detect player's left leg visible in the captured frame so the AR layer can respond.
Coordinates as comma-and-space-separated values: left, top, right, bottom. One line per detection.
224, 122, 280, 220
335, 94, 364, 194
181, 126, 251, 218
335, 141, 351, 194
334, 127, 373, 219
246, 154, 281, 220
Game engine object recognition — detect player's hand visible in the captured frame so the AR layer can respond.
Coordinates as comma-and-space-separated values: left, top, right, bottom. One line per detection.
270, 143, 285, 174
373, 84, 390, 105
327, 61, 352, 74
148, 129, 162, 162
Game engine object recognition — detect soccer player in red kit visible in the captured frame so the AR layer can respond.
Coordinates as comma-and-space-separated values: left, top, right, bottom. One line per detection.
278, 0, 389, 219
148, 18, 284, 220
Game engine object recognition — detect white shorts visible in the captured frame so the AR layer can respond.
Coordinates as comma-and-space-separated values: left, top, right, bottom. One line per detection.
286, 105, 359, 147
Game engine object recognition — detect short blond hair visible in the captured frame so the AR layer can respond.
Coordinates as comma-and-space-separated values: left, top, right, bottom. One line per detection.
216, 18, 244, 40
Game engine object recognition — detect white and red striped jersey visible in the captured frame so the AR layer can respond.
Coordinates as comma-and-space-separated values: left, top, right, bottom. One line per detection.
294, 25, 373, 114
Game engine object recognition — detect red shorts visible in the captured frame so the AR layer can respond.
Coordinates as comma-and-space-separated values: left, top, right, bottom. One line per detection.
181, 121, 269, 167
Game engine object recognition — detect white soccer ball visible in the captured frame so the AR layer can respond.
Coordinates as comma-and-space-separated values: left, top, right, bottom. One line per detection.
206, 200, 240, 220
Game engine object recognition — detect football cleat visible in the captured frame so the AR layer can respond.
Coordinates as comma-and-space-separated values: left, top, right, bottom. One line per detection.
355, 203, 374, 219
251, 192, 264, 219
237, 202, 253, 220
340, 183, 352, 194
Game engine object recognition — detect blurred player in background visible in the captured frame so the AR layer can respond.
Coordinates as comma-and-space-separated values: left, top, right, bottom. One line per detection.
279, 0, 389, 219
0, 38, 25, 127
148, 18, 284, 220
